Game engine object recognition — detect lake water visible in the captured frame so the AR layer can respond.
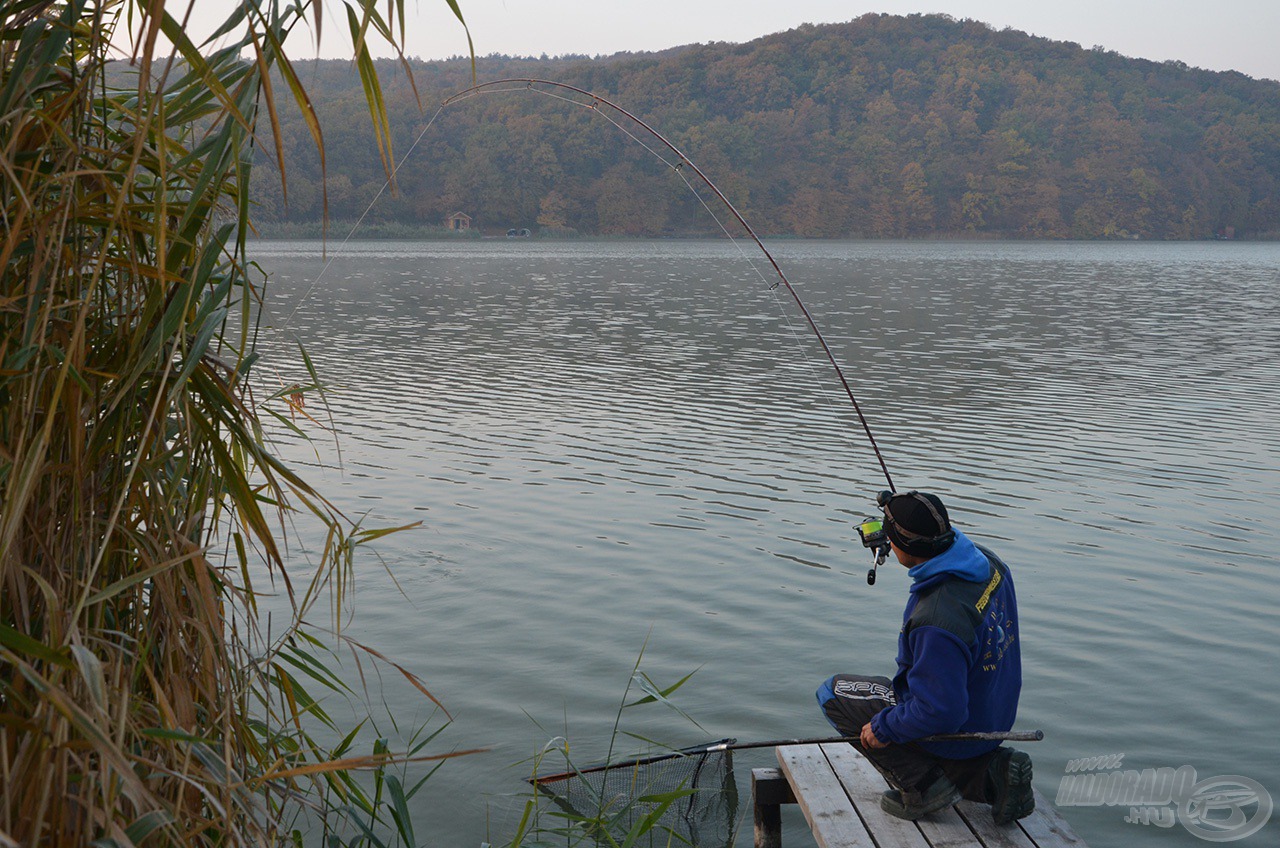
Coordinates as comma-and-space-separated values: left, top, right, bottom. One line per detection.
249, 239, 1280, 847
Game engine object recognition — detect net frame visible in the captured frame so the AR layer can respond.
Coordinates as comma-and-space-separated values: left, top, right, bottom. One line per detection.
532, 739, 739, 847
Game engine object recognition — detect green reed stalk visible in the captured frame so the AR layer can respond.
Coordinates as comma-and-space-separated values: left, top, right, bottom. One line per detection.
0, 1, 473, 844
514, 646, 719, 848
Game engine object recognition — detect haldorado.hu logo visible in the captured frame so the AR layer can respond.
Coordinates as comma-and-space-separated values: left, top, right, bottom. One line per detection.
1056, 754, 1271, 842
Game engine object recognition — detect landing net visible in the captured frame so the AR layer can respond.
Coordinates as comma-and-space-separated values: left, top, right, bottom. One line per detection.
533, 741, 739, 847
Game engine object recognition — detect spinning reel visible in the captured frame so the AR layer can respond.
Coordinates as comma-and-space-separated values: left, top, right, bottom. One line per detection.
855, 490, 895, 585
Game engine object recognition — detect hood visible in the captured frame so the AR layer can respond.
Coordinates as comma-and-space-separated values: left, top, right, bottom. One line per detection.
907, 528, 990, 590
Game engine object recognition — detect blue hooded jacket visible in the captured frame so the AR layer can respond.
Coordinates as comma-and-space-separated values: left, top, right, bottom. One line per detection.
868, 529, 1022, 759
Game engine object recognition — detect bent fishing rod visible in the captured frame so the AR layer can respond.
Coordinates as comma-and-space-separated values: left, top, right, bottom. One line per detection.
440, 79, 896, 494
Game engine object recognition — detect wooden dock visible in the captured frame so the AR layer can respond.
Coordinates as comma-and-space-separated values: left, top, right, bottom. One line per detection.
752, 743, 1087, 848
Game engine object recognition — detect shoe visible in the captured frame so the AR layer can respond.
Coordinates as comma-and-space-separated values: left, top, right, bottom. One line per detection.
880, 775, 962, 820
989, 748, 1035, 824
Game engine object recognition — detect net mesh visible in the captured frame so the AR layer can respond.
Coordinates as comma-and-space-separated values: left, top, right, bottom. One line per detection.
534, 742, 739, 847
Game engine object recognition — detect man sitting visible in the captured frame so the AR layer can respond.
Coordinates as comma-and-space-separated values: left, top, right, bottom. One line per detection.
816, 490, 1034, 823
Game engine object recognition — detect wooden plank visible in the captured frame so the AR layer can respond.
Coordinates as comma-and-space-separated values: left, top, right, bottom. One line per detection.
916, 807, 992, 848
775, 745, 1089, 848
777, 745, 875, 848
1017, 789, 1088, 848
818, 743, 991, 848
954, 800, 1038, 848
819, 743, 933, 848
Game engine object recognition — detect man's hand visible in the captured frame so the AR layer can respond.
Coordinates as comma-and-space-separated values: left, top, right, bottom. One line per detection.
860, 721, 888, 749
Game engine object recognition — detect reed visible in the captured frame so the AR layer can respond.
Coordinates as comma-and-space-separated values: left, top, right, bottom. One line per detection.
0, 1, 472, 844
511, 646, 729, 848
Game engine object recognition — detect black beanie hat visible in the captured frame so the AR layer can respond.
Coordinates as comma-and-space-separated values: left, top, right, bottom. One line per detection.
882, 491, 954, 557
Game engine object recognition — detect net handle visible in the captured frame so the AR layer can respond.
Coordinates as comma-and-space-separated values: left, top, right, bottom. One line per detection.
529, 729, 1044, 785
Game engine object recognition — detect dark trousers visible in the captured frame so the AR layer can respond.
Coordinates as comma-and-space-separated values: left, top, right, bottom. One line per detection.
817, 674, 998, 802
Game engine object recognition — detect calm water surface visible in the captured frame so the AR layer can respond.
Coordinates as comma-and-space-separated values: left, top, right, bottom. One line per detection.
249, 239, 1280, 847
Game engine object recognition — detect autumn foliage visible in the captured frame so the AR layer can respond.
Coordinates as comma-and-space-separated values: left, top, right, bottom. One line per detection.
250, 14, 1280, 239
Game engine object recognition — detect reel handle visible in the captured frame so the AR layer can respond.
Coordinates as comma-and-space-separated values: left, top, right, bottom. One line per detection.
866, 546, 888, 585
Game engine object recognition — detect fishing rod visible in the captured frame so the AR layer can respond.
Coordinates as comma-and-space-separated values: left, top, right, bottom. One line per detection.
530, 730, 1045, 785
286, 78, 900, 578
439, 79, 896, 494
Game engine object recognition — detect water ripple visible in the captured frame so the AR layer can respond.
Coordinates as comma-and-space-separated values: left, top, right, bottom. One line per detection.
252, 239, 1280, 848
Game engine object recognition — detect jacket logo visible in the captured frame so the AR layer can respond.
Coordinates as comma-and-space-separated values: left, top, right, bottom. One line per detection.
975, 568, 1002, 612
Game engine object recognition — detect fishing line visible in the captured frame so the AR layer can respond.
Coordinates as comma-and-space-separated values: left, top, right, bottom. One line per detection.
665, 156, 868, 471
458, 84, 863, 469
509, 83, 849, 433
280, 102, 450, 329
271, 103, 452, 490
446, 79, 894, 490
544, 86, 850, 439
279, 77, 895, 491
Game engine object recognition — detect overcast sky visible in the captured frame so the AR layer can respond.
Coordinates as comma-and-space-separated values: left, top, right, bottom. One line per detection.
158, 1, 1279, 82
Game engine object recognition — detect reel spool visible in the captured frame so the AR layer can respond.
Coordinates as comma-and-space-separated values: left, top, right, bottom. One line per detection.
856, 517, 890, 585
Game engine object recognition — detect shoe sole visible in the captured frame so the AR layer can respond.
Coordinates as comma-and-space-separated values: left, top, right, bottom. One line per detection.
992, 751, 1035, 824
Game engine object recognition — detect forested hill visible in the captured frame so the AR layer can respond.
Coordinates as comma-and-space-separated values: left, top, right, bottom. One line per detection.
249, 14, 1280, 239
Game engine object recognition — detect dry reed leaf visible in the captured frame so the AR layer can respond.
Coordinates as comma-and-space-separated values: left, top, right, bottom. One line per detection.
249, 747, 488, 784
2, 0, 472, 843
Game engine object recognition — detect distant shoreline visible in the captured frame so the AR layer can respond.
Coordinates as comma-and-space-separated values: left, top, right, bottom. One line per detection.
247, 226, 1278, 242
